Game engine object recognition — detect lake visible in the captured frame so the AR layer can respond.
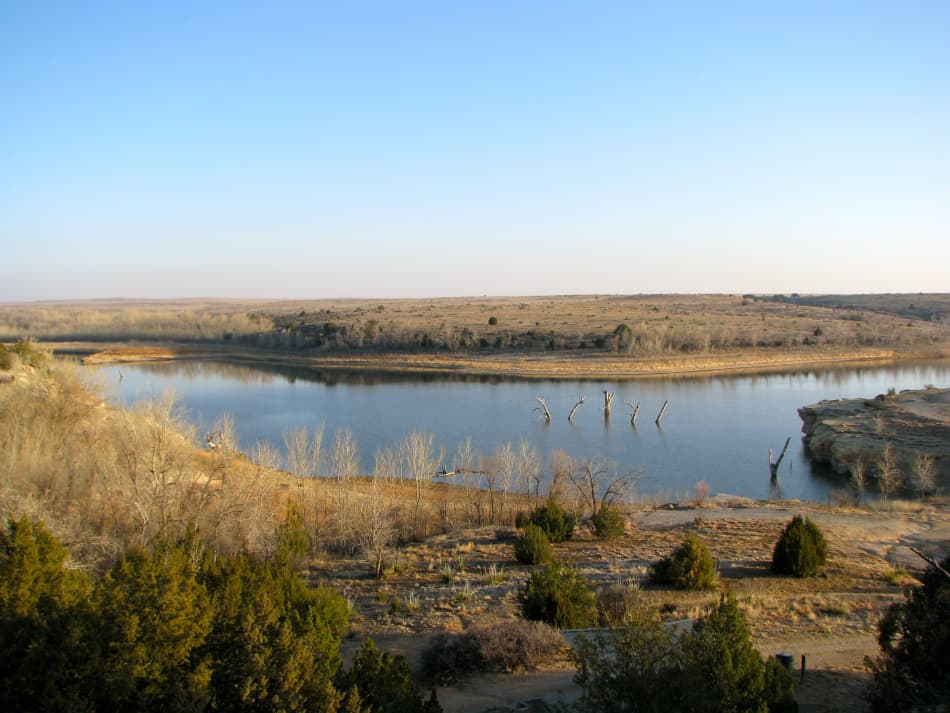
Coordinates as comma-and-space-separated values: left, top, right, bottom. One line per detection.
93, 359, 950, 503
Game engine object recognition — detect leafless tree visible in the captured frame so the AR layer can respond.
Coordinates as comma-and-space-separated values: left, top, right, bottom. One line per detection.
495, 442, 516, 523
876, 443, 900, 503
331, 428, 359, 480
358, 478, 396, 578
454, 437, 484, 525
548, 449, 573, 503
283, 423, 324, 477
402, 431, 441, 538
517, 439, 542, 504
111, 393, 203, 547
568, 458, 638, 518
851, 456, 867, 503
911, 453, 936, 498
373, 446, 400, 485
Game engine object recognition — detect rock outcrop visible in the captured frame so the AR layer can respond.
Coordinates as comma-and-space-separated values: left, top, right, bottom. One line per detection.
799, 387, 950, 490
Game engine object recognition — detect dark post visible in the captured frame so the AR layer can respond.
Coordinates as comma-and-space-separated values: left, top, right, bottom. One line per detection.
800, 654, 806, 683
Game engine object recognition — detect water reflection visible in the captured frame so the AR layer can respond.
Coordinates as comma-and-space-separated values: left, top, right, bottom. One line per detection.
96, 358, 949, 503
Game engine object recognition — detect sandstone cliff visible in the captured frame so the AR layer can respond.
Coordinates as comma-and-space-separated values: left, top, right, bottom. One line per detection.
799, 387, 950, 491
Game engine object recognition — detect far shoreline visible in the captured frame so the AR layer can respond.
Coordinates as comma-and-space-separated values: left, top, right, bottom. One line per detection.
58, 341, 950, 381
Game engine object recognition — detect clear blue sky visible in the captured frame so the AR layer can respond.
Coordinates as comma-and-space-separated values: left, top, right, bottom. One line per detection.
2, 1, 948, 301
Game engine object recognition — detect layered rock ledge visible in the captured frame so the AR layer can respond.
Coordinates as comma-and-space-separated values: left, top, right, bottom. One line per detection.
799, 387, 950, 487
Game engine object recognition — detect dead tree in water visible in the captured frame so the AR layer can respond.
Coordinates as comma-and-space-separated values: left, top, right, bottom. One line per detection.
568, 397, 586, 423
603, 391, 614, 417
769, 437, 791, 478
535, 397, 552, 423
624, 400, 640, 427
655, 400, 669, 426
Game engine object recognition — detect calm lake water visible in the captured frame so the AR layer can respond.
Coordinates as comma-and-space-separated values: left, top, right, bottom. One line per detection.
93, 359, 950, 503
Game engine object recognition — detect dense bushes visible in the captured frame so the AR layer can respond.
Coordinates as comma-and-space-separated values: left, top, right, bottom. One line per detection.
519, 562, 596, 629
572, 594, 797, 713
529, 499, 575, 543
0, 516, 438, 713
651, 532, 718, 590
514, 523, 554, 565
771, 516, 828, 577
867, 553, 950, 712
591, 504, 624, 539
422, 620, 565, 684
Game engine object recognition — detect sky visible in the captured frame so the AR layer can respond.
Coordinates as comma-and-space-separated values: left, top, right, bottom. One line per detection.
2, 1, 948, 301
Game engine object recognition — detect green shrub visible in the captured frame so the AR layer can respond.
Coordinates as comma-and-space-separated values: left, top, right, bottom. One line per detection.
519, 562, 596, 629
573, 595, 796, 713
763, 657, 799, 713
651, 532, 718, 590
867, 553, 950, 712
337, 638, 442, 713
529, 499, 575, 543
0, 345, 12, 371
591, 504, 624, 539
8, 339, 47, 369
514, 524, 553, 565
422, 620, 564, 684
772, 515, 828, 577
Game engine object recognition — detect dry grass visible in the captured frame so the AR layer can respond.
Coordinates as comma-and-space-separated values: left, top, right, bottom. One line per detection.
5, 294, 947, 379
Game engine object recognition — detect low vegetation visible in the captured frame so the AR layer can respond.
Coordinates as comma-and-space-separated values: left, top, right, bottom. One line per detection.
651, 532, 719, 591
514, 523, 554, 565
866, 553, 950, 712
519, 561, 597, 629
771, 516, 828, 578
528, 499, 576, 543
0, 516, 438, 713
591, 503, 625, 538
422, 620, 565, 684
572, 594, 797, 713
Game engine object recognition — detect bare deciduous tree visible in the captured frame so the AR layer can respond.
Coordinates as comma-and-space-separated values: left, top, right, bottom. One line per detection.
402, 431, 441, 538
911, 453, 936, 498
851, 456, 867, 502
568, 458, 638, 518
876, 443, 900, 503
454, 438, 486, 525
548, 449, 573, 503
517, 439, 542, 504
495, 442, 516, 523
358, 478, 396, 578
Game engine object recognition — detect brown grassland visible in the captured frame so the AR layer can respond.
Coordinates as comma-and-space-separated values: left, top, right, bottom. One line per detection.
2, 292, 947, 378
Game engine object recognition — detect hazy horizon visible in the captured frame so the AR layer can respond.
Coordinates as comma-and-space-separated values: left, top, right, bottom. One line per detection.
3, 2, 948, 301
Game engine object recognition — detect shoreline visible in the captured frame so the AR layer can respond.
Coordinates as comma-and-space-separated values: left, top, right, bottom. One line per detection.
59, 341, 950, 380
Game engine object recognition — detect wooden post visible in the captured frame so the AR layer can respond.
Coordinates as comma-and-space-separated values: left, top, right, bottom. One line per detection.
769, 437, 791, 478
568, 397, 585, 423
603, 390, 614, 416
800, 654, 806, 683
655, 400, 669, 426
535, 397, 552, 423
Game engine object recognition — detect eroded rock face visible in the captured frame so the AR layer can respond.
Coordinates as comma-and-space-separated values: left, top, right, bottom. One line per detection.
798, 388, 950, 489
